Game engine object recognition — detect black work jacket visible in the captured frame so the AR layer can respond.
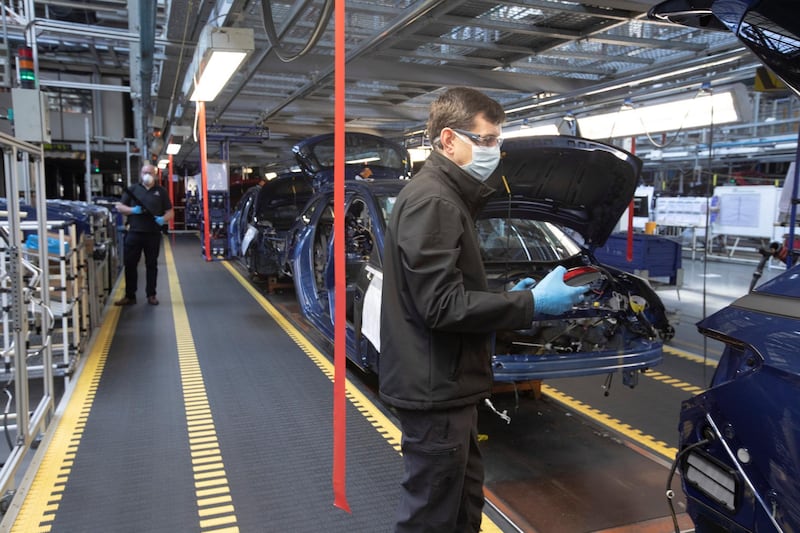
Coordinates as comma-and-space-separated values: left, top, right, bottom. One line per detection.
378, 151, 534, 410
120, 183, 172, 233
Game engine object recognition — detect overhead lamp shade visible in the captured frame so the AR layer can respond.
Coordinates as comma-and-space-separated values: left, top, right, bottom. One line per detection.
577, 83, 753, 140
191, 51, 248, 101
505, 123, 560, 139
190, 26, 254, 102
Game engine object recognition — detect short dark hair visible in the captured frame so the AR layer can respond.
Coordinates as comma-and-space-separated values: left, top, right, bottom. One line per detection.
427, 87, 505, 148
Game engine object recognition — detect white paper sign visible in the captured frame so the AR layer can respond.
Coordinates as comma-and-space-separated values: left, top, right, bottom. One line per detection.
361, 265, 383, 352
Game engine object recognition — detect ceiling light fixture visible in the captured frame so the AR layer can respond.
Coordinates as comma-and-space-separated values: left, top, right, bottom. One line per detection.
577, 83, 752, 140
166, 139, 182, 155
190, 26, 255, 102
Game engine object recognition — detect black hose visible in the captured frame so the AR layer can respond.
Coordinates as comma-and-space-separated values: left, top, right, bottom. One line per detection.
666, 438, 710, 532
261, 0, 334, 63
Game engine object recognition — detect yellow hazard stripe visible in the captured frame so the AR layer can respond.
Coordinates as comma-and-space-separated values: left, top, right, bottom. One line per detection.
542, 384, 678, 460
165, 239, 240, 532
8, 283, 123, 532
221, 261, 506, 532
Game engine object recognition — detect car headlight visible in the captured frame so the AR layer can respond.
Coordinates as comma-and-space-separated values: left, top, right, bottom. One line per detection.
684, 450, 738, 512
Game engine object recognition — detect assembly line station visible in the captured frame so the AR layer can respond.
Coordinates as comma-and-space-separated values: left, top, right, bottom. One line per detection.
0, 1, 798, 532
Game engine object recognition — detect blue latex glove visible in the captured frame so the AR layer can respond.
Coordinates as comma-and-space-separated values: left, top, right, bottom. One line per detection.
532, 265, 588, 316
154, 215, 165, 225
130, 205, 143, 215
510, 277, 536, 291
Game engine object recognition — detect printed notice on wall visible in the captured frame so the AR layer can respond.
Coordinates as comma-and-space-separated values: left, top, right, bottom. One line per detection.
719, 193, 759, 228
361, 266, 382, 352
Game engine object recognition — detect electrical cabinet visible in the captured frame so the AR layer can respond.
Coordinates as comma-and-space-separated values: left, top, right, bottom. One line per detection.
11, 88, 52, 143
200, 191, 230, 258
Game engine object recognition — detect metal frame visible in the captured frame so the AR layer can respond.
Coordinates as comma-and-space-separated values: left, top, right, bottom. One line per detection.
0, 131, 54, 497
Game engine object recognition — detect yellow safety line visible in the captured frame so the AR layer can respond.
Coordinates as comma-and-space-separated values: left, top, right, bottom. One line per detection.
220, 262, 505, 532
9, 284, 124, 532
542, 384, 678, 460
164, 239, 240, 532
643, 369, 705, 395
664, 344, 718, 367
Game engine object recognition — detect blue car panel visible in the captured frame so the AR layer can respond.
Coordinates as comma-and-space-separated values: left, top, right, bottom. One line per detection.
678, 267, 800, 532
648, 2, 800, 530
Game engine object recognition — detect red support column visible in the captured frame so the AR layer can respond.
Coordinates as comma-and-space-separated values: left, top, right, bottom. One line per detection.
332, 0, 350, 513
199, 101, 211, 261
168, 155, 175, 231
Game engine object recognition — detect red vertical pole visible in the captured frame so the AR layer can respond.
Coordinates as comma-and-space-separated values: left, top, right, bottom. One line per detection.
168, 155, 175, 231
199, 100, 211, 261
332, 0, 350, 513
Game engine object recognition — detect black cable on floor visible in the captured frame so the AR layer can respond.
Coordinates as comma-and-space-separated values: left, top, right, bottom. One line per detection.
666, 438, 710, 533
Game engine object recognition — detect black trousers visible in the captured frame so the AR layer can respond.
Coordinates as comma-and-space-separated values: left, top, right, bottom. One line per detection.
123, 230, 162, 299
393, 404, 484, 533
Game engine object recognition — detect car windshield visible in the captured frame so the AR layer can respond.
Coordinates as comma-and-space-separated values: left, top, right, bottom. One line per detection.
477, 218, 583, 262
311, 136, 406, 171
373, 193, 583, 262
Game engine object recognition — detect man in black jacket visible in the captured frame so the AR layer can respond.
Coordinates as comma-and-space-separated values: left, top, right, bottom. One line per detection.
114, 164, 174, 306
380, 87, 587, 533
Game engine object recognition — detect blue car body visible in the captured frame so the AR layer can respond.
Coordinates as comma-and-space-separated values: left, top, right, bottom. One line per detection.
648, 1, 800, 530
291, 132, 412, 187
230, 132, 410, 277
284, 136, 669, 384
228, 173, 314, 277
677, 267, 800, 532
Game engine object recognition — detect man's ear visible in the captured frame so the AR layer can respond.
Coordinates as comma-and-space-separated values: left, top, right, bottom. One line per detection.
439, 128, 456, 155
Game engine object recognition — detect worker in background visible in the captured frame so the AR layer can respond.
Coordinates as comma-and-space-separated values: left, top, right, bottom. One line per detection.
114, 163, 174, 306
379, 87, 587, 532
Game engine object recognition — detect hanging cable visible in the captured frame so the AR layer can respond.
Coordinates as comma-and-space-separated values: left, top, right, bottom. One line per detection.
665, 438, 711, 533
637, 87, 714, 149
261, 0, 334, 62
701, 86, 715, 386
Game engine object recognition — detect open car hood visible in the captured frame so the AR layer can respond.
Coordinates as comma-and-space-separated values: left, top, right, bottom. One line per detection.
292, 132, 411, 185
648, 0, 800, 95
495, 135, 641, 247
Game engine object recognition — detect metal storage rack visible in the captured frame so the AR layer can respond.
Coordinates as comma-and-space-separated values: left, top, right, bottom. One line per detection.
0, 131, 56, 502
14, 220, 80, 375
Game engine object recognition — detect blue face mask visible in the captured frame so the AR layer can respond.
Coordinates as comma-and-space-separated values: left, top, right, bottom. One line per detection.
454, 132, 501, 182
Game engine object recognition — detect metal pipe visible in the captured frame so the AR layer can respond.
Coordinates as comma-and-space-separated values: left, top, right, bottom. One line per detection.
705, 413, 785, 533
84, 116, 92, 203
39, 78, 130, 92
788, 125, 799, 268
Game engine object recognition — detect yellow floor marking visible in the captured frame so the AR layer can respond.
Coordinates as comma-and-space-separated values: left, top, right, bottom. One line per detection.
7, 283, 124, 532
542, 384, 678, 460
164, 239, 240, 532
643, 369, 707, 395
221, 262, 505, 532
664, 344, 718, 367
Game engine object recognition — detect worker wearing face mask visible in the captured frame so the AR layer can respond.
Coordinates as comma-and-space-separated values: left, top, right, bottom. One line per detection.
380, 87, 587, 533
114, 163, 174, 306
